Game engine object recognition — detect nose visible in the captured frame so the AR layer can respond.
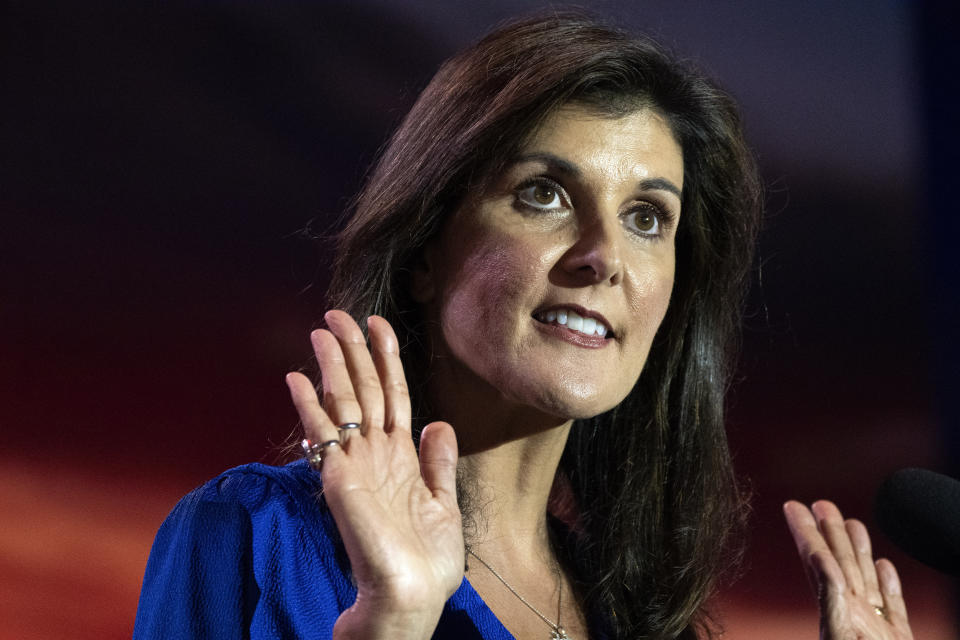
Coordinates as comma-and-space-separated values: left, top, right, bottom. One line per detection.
558, 213, 624, 286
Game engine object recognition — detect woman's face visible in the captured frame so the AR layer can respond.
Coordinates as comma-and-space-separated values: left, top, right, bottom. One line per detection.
417, 105, 683, 420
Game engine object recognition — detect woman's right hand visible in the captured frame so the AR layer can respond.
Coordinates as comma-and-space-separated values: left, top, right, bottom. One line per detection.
285, 310, 464, 640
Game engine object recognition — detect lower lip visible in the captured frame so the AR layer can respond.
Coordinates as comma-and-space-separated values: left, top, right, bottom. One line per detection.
532, 318, 612, 349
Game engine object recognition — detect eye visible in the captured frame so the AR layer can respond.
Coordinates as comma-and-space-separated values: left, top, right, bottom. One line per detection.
515, 178, 567, 212
623, 203, 667, 237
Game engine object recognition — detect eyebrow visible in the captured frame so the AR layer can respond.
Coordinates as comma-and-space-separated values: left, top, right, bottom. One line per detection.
637, 177, 683, 199
511, 152, 683, 199
513, 152, 582, 177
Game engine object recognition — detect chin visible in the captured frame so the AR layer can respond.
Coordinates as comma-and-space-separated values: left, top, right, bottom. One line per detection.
523, 377, 635, 421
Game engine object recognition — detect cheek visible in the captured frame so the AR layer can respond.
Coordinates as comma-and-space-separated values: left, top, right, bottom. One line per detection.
627, 257, 675, 330
617, 258, 675, 388
438, 235, 544, 366
642, 276, 674, 333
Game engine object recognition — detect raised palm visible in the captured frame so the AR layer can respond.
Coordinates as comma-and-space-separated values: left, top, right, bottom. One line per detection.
286, 311, 463, 638
785, 500, 913, 640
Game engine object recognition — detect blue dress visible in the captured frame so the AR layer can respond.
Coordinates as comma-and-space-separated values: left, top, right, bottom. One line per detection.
133, 459, 587, 639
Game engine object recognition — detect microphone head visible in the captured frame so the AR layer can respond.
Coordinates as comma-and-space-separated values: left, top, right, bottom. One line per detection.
875, 467, 960, 575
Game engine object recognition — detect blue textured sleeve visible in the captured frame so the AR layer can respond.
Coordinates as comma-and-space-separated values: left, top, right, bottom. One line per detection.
134, 486, 259, 639
134, 463, 355, 640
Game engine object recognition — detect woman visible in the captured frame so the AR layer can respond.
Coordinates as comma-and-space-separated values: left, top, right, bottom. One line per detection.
135, 13, 913, 640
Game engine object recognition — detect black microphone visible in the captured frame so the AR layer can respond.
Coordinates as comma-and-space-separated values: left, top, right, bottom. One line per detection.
875, 467, 960, 575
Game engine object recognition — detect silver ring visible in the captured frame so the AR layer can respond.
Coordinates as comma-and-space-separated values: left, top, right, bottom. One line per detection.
301, 438, 340, 471
337, 422, 361, 439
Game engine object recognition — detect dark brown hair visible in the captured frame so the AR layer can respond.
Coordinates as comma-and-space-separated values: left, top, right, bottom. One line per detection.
325, 13, 761, 639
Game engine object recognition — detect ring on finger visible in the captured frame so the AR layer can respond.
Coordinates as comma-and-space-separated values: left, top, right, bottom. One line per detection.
301, 438, 341, 471
873, 605, 886, 618
337, 422, 361, 436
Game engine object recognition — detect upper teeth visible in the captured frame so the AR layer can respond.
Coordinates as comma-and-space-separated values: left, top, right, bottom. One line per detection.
538, 309, 609, 337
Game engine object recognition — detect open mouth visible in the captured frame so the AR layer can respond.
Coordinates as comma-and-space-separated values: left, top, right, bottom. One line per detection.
532, 307, 615, 340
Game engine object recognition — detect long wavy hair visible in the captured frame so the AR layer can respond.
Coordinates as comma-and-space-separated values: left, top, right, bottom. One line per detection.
322, 13, 761, 639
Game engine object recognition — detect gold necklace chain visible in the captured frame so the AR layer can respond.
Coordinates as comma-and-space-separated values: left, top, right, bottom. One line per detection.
466, 547, 570, 640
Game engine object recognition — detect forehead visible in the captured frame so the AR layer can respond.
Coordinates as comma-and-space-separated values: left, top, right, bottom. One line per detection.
520, 105, 684, 191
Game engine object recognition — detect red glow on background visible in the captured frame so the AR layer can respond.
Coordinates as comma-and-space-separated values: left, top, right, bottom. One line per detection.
3, 3, 956, 638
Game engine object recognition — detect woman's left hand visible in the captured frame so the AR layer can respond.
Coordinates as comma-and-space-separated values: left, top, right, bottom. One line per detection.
784, 500, 914, 640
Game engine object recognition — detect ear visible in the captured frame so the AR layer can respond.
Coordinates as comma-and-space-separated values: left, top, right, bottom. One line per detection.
409, 243, 437, 303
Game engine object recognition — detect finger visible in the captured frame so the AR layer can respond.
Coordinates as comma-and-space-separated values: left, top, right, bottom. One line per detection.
418, 421, 458, 501
845, 518, 883, 605
810, 547, 851, 635
286, 372, 343, 467
876, 558, 910, 626
286, 372, 341, 442
368, 315, 412, 434
784, 501, 844, 595
312, 327, 364, 431
811, 500, 865, 596
324, 310, 386, 433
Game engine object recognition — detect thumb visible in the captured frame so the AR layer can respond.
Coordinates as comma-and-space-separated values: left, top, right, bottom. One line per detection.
418, 421, 458, 500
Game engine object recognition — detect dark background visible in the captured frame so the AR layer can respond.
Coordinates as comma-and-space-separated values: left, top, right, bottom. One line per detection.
2, 1, 957, 638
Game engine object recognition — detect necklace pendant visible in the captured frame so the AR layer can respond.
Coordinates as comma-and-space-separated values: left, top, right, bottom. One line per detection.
551, 626, 569, 640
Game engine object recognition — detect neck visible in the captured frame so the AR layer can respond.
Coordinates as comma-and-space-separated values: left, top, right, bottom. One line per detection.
425, 358, 574, 559
425, 360, 589, 639
459, 426, 570, 555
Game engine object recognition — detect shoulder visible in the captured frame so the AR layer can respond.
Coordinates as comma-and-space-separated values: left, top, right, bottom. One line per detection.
155, 459, 349, 573
182, 458, 322, 518
193, 458, 320, 505
135, 460, 355, 639
155, 459, 329, 548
